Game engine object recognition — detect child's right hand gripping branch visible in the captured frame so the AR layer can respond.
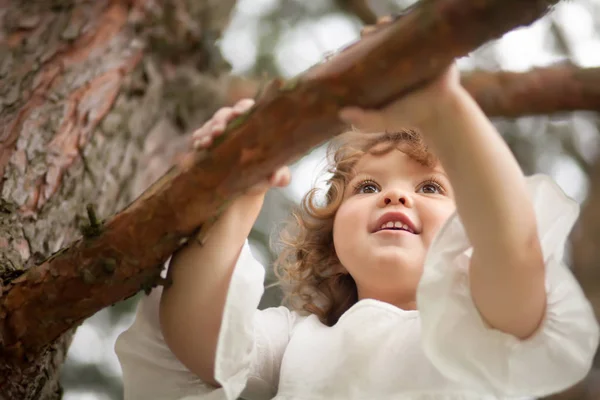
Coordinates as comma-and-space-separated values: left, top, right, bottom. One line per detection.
160, 98, 289, 387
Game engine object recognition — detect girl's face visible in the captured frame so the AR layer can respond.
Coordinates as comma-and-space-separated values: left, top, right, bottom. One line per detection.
332, 148, 455, 309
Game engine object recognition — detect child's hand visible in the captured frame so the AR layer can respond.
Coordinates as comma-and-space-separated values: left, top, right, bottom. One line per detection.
339, 65, 462, 133
192, 98, 291, 196
360, 15, 394, 36
339, 16, 464, 133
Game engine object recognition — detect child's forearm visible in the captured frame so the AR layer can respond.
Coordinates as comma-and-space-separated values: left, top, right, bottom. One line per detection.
159, 192, 265, 386
423, 88, 536, 257
421, 87, 546, 339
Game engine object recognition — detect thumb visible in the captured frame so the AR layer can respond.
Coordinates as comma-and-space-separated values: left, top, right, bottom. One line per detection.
339, 107, 386, 132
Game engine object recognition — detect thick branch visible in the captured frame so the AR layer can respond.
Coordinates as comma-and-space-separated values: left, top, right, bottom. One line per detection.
461, 65, 600, 117
0, 0, 560, 369
228, 65, 600, 117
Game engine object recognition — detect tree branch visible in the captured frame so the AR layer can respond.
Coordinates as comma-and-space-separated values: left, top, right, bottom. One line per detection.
461, 65, 600, 117
0, 0, 561, 371
228, 65, 600, 117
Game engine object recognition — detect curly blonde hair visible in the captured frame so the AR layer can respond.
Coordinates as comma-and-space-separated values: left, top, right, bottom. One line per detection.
274, 129, 436, 327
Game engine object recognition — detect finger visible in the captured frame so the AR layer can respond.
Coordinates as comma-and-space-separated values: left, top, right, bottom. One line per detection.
360, 25, 376, 37
193, 135, 212, 149
212, 101, 254, 134
339, 107, 383, 130
360, 16, 393, 37
246, 166, 290, 195
376, 15, 393, 25
212, 107, 235, 126
191, 120, 212, 139
192, 120, 219, 144
269, 166, 291, 187
211, 120, 227, 135
233, 98, 255, 113
339, 107, 386, 132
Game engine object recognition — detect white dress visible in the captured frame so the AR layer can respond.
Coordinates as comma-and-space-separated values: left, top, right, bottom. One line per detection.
116, 175, 599, 400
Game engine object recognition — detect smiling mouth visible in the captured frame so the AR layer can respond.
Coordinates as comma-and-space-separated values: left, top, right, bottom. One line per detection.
376, 221, 415, 234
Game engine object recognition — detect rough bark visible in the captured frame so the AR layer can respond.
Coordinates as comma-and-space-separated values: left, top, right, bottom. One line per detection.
228, 65, 600, 117
0, 0, 236, 397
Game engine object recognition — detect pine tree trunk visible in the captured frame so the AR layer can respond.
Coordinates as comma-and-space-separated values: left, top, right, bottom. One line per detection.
0, 0, 235, 397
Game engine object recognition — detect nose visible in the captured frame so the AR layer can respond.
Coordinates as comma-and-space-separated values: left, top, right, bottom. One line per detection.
378, 188, 413, 208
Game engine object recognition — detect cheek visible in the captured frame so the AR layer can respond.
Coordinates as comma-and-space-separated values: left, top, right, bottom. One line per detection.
333, 201, 366, 259
333, 204, 351, 246
423, 205, 456, 246
334, 200, 360, 230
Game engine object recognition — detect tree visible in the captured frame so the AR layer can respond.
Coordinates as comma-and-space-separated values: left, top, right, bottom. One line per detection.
0, 0, 598, 398
0, 0, 237, 397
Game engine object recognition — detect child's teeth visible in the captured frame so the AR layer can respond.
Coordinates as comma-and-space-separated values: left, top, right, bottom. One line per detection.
379, 221, 413, 232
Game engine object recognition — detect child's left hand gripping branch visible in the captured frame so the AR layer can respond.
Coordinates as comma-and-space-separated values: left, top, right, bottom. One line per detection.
340, 59, 546, 340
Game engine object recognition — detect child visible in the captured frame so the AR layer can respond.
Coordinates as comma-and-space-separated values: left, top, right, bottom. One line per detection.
116, 60, 599, 399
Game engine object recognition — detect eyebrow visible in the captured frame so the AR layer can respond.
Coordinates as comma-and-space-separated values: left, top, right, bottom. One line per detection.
433, 169, 449, 181
351, 166, 448, 182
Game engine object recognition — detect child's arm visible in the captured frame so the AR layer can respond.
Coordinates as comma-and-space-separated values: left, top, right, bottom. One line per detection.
417, 71, 545, 340
159, 99, 289, 386
340, 65, 545, 340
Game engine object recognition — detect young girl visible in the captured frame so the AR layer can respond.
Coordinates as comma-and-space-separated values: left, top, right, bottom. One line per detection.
115, 60, 599, 399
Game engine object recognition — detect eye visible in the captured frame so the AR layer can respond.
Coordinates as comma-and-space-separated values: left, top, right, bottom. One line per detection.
353, 179, 380, 194
418, 178, 445, 195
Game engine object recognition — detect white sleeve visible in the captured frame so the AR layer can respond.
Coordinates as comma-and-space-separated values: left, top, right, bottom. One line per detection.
213, 241, 302, 400
417, 174, 600, 397
116, 286, 221, 400
116, 241, 301, 400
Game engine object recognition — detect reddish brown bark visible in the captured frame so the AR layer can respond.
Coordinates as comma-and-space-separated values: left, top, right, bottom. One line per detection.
228, 65, 600, 117
0, 0, 562, 380
0, 0, 236, 397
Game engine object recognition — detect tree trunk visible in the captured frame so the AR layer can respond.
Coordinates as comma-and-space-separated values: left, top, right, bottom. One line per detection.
0, 0, 235, 397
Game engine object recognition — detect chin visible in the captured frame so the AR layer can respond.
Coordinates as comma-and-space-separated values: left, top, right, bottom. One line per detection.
373, 249, 416, 266
372, 252, 423, 279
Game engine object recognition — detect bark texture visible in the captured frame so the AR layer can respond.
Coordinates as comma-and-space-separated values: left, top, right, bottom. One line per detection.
0, 0, 236, 397
228, 65, 600, 117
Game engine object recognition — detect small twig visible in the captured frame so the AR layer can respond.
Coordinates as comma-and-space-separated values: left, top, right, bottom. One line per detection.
80, 204, 102, 238
77, 144, 97, 187
86, 204, 99, 228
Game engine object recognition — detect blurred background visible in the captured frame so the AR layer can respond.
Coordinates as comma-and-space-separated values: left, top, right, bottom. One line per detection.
58, 0, 600, 398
